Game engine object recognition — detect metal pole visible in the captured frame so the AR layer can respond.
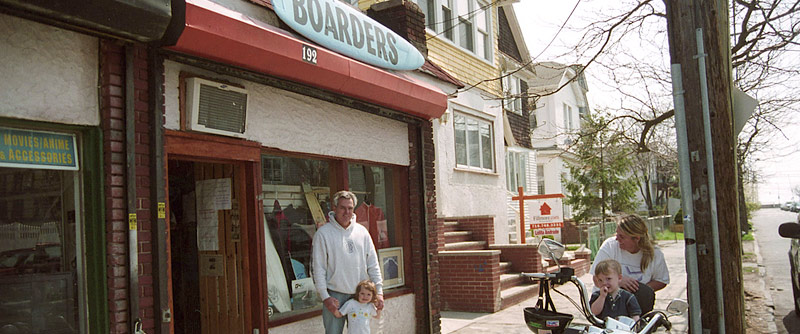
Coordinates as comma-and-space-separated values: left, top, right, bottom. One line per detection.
695, 28, 726, 333
670, 63, 702, 334
125, 44, 141, 332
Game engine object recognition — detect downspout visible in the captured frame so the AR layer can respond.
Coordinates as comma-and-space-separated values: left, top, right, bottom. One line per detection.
125, 44, 141, 332
149, 47, 171, 333
696, 28, 726, 333
670, 63, 702, 334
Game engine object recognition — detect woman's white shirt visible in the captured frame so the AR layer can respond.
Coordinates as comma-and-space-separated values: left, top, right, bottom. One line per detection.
590, 237, 670, 285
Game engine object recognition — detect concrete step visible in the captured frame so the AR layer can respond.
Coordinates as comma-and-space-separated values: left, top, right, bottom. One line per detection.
500, 281, 540, 310
444, 230, 471, 243
498, 261, 511, 275
443, 240, 486, 251
443, 221, 459, 233
500, 273, 527, 290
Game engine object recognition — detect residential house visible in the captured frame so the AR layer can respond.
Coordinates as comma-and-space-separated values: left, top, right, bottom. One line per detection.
0, 0, 457, 333
496, 7, 539, 243
529, 62, 592, 221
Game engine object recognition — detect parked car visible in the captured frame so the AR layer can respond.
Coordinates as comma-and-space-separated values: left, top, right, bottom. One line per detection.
792, 202, 800, 213
0, 243, 61, 276
783, 202, 794, 211
778, 215, 800, 316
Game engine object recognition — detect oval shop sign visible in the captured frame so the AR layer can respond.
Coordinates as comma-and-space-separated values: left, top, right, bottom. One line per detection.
272, 0, 425, 70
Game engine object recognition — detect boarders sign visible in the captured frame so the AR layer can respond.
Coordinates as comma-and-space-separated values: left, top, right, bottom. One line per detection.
272, 0, 425, 70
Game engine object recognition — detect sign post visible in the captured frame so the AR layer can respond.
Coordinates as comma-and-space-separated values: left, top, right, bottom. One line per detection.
511, 186, 565, 244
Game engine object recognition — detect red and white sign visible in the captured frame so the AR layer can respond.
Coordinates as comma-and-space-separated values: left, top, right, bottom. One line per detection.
528, 197, 564, 239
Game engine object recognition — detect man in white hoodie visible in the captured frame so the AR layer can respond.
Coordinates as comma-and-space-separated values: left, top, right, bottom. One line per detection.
312, 190, 383, 334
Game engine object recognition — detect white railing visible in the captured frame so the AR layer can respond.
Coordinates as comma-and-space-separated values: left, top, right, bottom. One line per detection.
0, 222, 61, 253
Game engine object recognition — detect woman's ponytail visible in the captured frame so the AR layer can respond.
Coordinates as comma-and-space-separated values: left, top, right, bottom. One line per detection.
619, 214, 655, 270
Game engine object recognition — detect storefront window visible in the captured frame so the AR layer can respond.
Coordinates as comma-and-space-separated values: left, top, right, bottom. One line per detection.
347, 164, 396, 249
0, 167, 81, 333
261, 155, 330, 320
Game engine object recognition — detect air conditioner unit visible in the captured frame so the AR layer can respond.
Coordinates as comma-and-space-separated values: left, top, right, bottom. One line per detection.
185, 77, 248, 138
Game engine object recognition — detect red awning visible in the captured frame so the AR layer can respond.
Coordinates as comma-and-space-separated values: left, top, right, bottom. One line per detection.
168, 0, 447, 119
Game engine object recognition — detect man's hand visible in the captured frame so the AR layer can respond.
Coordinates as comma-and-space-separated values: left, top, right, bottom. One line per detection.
323, 297, 340, 314
619, 276, 639, 292
375, 294, 385, 311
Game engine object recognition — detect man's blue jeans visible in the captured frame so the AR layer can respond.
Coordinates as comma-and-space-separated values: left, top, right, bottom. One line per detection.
322, 290, 353, 334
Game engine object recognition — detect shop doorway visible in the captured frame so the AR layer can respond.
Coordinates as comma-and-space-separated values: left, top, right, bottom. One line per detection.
168, 160, 247, 334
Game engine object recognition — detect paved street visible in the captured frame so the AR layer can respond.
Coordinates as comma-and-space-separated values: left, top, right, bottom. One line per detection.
752, 208, 800, 334
441, 240, 688, 333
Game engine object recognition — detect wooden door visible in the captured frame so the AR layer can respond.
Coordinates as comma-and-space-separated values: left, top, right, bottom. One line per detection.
194, 162, 245, 334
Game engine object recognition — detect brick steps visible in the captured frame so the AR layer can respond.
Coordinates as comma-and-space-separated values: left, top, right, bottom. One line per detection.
441, 218, 544, 313
500, 282, 540, 310
444, 230, 472, 243
444, 240, 487, 251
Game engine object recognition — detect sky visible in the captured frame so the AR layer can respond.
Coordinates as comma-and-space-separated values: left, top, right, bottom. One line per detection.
511, 0, 800, 205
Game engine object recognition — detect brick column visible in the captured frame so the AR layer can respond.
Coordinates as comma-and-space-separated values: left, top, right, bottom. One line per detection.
100, 40, 156, 334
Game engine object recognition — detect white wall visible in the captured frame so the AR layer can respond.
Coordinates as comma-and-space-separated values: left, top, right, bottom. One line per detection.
270, 293, 416, 334
0, 13, 99, 126
164, 60, 409, 166
432, 88, 509, 243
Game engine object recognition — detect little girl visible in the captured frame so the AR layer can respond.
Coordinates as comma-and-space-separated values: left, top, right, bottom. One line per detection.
334, 280, 381, 334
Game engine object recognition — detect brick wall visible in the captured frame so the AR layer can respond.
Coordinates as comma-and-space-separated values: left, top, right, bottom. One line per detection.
439, 251, 501, 312
409, 121, 440, 333
447, 216, 494, 245
100, 40, 155, 334
491, 244, 542, 273
367, 0, 427, 57
560, 219, 585, 245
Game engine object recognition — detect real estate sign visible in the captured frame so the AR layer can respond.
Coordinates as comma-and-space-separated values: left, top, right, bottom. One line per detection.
529, 197, 564, 238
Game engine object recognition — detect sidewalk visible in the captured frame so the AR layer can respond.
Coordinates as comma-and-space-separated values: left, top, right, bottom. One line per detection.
440, 240, 689, 333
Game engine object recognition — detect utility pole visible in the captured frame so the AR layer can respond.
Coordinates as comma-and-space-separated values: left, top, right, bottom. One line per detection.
665, 0, 744, 333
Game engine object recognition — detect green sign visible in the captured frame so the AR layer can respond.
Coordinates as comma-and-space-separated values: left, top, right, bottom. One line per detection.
0, 127, 79, 170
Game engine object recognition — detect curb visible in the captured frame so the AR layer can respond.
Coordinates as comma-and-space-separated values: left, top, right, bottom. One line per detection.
751, 234, 779, 334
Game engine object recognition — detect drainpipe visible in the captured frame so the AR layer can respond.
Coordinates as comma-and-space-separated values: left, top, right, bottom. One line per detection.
670, 63, 702, 334
149, 47, 171, 333
125, 44, 141, 332
696, 28, 726, 333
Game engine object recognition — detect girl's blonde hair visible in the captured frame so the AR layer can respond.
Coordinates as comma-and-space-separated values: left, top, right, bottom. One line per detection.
356, 280, 378, 303
594, 259, 623, 276
618, 214, 655, 271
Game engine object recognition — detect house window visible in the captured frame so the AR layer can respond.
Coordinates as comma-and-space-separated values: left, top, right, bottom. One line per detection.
506, 151, 527, 191
503, 74, 523, 114
415, 0, 491, 60
537, 164, 545, 194
562, 103, 573, 131
441, 0, 454, 40
454, 113, 494, 171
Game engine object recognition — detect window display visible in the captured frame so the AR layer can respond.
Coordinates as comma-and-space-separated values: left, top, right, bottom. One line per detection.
261, 155, 406, 320
0, 167, 80, 333
261, 155, 330, 319
348, 164, 396, 250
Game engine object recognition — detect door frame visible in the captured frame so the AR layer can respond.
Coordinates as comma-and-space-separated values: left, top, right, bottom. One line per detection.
164, 130, 265, 333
